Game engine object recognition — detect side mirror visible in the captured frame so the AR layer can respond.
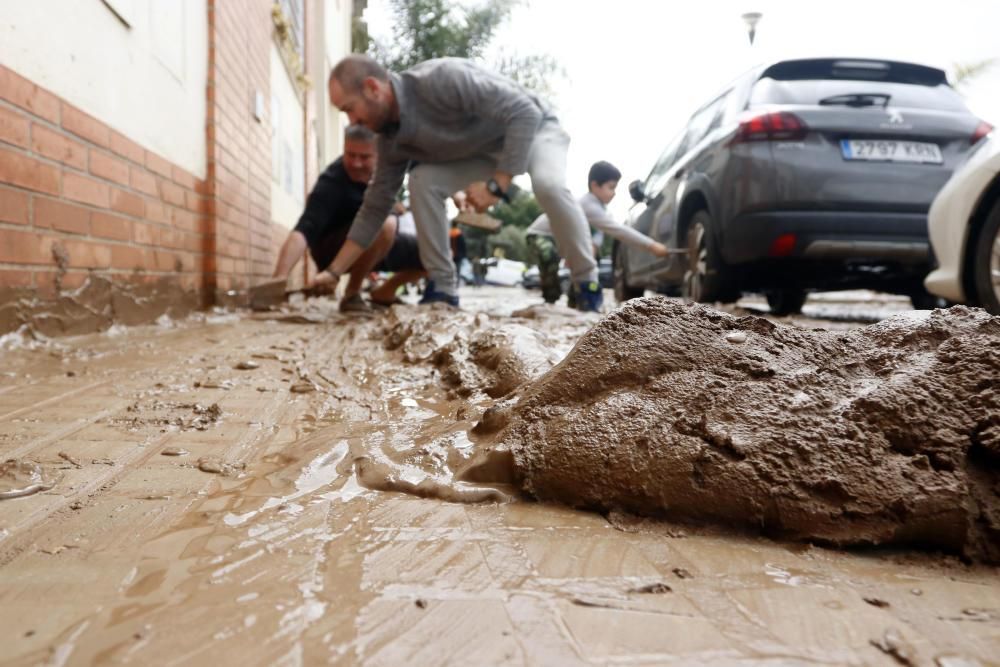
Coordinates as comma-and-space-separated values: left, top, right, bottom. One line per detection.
628, 179, 646, 203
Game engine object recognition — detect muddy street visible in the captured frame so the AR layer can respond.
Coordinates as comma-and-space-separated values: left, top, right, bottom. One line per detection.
0, 287, 998, 666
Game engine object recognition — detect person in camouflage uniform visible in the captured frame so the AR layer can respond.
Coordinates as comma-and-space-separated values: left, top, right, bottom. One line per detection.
526, 233, 563, 304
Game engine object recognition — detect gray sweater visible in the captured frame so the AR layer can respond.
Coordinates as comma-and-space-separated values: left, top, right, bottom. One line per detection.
347, 58, 555, 248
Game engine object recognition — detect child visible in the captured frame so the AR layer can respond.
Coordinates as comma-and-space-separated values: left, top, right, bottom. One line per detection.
526, 161, 668, 304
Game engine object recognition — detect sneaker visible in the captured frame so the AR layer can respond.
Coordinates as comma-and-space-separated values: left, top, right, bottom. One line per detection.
338, 293, 372, 313
418, 281, 460, 307
574, 281, 603, 312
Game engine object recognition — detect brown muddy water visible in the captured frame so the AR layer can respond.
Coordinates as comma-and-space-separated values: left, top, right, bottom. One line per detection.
0, 287, 998, 666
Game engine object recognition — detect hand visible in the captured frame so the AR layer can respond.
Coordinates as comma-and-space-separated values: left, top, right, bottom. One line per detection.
465, 181, 498, 213
650, 242, 670, 258
311, 270, 341, 288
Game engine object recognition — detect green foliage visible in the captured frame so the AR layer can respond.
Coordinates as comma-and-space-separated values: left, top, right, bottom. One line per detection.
372, 0, 519, 72
366, 0, 562, 97
490, 190, 543, 229
952, 59, 996, 91
489, 224, 527, 262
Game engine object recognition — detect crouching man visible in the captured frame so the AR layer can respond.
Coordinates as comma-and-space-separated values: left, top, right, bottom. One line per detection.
272, 124, 424, 311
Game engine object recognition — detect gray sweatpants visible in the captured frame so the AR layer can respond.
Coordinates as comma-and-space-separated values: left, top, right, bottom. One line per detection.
407, 120, 598, 297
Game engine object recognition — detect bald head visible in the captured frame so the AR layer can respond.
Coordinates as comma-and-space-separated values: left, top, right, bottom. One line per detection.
330, 55, 389, 94
328, 55, 396, 133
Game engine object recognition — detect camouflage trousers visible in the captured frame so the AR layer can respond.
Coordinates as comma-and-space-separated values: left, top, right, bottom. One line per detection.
526, 234, 565, 305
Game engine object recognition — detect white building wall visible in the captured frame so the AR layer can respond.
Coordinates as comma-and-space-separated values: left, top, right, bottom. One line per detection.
270, 46, 306, 230
0, 0, 208, 178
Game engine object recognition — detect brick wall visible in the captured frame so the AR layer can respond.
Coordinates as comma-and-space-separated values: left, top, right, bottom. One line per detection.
205, 0, 285, 301
0, 1, 320, 325
0, 65, 208, 299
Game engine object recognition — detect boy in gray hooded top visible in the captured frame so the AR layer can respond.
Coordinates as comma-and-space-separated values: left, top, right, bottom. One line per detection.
318, 55, 602, 311
527, 160, 668, 304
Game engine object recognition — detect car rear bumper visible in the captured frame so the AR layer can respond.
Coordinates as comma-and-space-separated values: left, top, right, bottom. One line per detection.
722, 210, 931, 265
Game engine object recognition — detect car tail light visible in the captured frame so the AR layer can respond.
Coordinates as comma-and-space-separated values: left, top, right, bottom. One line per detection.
733, 112, 808, 143
972, 121, 994, 145
769, 233, 797, 257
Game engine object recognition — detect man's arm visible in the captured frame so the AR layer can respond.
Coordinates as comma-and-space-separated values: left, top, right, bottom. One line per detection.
311, 239, 366, 286
273, 230, 309, 278
581, 196, 669, 257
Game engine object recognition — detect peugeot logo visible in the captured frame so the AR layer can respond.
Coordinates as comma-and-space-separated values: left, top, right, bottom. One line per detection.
887, 109, 904, 124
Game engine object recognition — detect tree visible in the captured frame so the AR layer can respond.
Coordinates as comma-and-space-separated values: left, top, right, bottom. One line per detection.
365, 0, 562, 97
490, 189, 543, 229
952, 58, 996, 91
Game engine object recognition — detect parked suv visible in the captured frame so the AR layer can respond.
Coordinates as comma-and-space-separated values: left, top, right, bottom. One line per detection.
614, 58, 991, 313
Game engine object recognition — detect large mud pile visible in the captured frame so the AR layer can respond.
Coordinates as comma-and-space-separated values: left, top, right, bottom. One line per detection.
481, 297, 1000, 562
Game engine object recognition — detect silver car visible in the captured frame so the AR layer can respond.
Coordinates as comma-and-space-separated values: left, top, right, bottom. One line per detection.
615, 58, 991, 313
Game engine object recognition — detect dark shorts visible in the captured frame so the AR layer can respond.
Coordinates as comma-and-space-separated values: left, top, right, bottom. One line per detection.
375, 232, 423, 272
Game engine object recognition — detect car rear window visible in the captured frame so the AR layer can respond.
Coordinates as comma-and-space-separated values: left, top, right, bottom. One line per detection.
750, 59, 968, 112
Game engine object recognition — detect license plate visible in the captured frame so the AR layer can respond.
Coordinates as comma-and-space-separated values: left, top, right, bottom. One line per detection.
841, 139, 943, 164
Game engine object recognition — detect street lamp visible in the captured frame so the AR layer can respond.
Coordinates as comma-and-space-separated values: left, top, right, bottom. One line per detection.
741, 12, 762, 45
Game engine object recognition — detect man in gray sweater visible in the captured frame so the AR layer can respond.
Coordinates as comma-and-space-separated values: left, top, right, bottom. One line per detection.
317, 55, 601, 310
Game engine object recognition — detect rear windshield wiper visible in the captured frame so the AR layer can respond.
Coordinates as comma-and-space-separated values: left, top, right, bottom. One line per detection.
819, 93, 891, 108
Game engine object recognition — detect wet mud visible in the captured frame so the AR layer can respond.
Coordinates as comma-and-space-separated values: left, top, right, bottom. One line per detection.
2, 288, 999, 665
478, 298, 1000, 562
0, 459, 57, 500
0, 276, 199, 338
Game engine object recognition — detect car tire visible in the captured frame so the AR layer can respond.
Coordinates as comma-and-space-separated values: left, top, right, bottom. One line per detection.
613, 243, 644, 303
682, 211, 732, 303
765, 289, 808, 316
972, 199, 1000, 315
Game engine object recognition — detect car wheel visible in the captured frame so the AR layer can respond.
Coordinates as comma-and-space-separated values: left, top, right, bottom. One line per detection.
765, 289, 808, 316
613, 243, 644, 303
682, 211, 732, 303
972, 199, 1000, 315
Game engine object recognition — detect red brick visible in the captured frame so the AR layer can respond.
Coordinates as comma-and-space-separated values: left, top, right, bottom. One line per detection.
144, 200, 169, 224
30, 123, 87, 170
0, 185, 30, 225
109, 186, 144, 218
0, 269, 33, 288
61, 103, 109, 147
58, 271, 89, 290
109, 131, 145, 164
0, 105, 29, 148
33, 197, 90, 235
132, 221, 158, 246
0, 228, 49, 264
184, 189, 205, 213
145, 151, 172, 178
129, 167, 158, 196
0, 67, 60, 123
0, 147, 60, 195
62, 171, 109, 207
89, 149, 130, 186
153, 250, 182, 272
91, 211, 132, 241
62, 238, 112, 269
171, 166, 199, 191
171, 207, 197, 232
159, 179, 185, 207
111, 244, 148, 270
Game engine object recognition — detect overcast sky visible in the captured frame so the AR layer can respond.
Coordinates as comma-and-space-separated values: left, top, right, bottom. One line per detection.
364, 0, 1000, 217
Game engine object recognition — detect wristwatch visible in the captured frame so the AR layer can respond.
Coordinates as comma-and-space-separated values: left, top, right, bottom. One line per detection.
486, 178, 510, 203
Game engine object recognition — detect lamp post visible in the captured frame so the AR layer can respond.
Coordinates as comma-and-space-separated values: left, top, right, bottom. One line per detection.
741, 12, 763, 46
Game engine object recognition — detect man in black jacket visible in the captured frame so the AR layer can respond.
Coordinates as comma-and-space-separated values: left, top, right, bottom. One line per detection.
272, 125, 423, 311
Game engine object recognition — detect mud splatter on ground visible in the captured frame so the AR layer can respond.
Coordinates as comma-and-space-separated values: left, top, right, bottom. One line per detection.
0, 459, 57, 499
478, 297, 1000, 562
